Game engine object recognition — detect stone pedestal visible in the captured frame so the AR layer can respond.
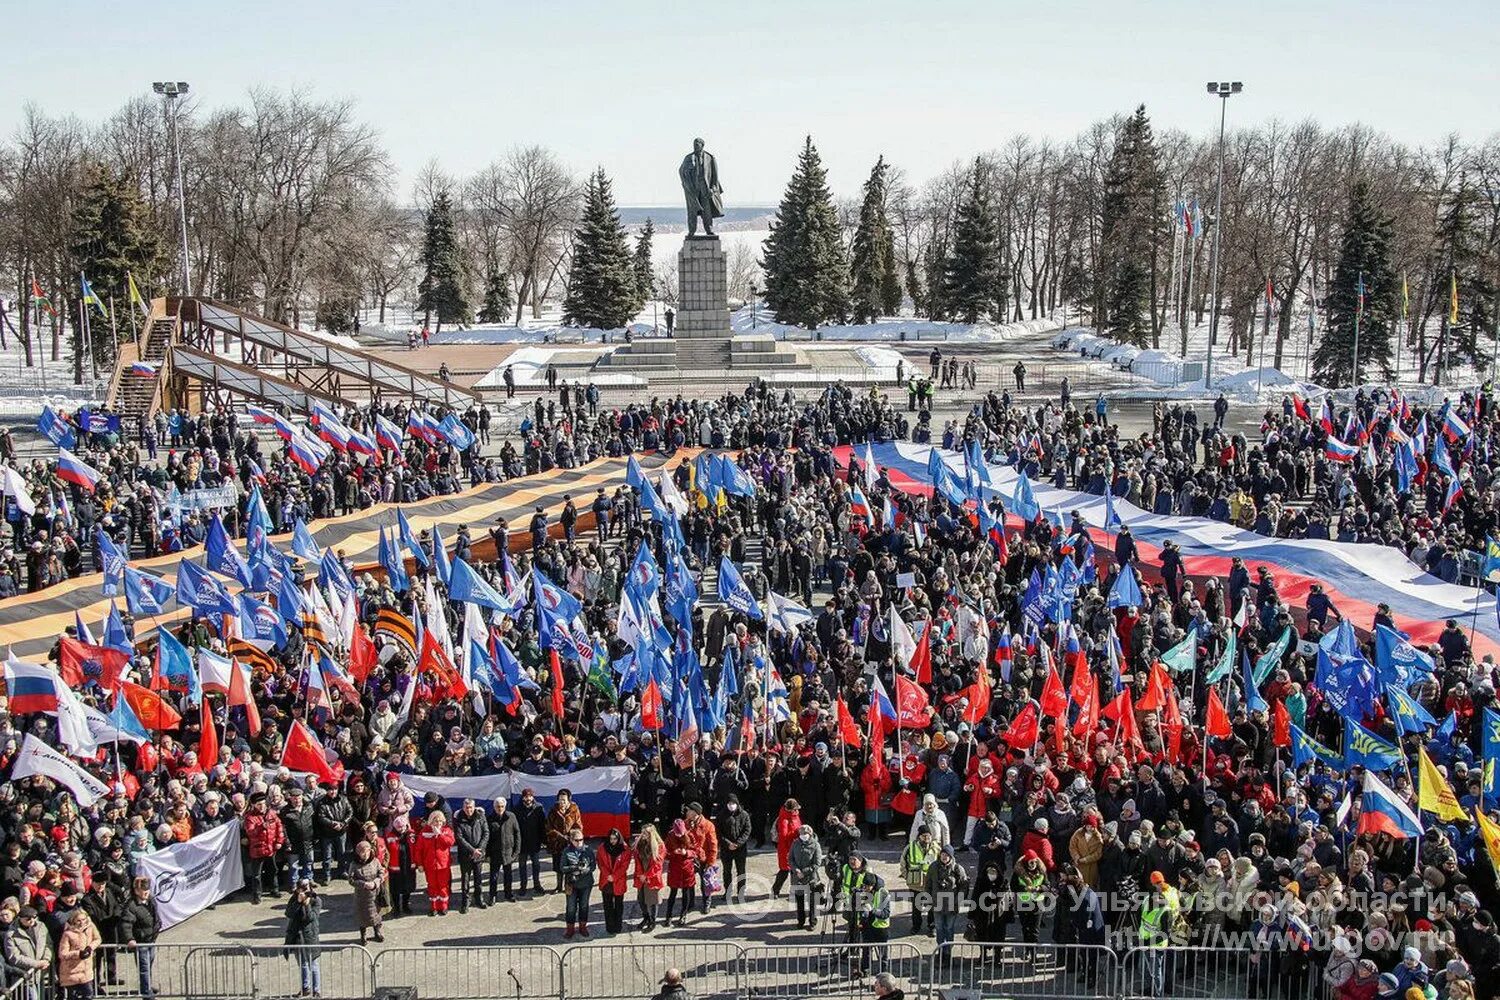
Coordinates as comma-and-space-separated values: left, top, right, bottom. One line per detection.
599, 234, 805, 375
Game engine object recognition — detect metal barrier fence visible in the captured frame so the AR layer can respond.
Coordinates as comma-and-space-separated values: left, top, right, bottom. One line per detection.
1117, 946, 1318, 1000
923, 942, 1118, 1000
559, 942, 743, 1000
97, 942, 203, 1000
373, 946, 563, 1000
59, 940, 1324, 1000
742, 943, 924, 1000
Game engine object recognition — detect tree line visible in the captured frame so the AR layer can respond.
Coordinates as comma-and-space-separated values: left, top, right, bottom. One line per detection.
2, 88, 1496, 387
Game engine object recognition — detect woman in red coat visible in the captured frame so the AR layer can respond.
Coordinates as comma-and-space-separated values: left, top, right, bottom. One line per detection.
963, 758, 1004, 845
860, 757, 895, 840
417, 812, 456, 915
631, 824, 666, 933
381, 815, 419, 915
595, 829, 630, 935
771, 799, 803, 898
663, 819, 699, 927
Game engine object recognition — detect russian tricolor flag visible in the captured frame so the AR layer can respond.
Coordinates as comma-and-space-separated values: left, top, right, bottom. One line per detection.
848, 486, 872, 526
347, 429, 378, 458
56, 448, 101, 492
1357, 769, 1423, 839
1318, 398, 1335, 434
288, 433, 326, 474
128, 361, 158, 377
1443, 408, 1471, 442
2, 656, 63, 715
1324, 435, 1358, 463
375, 414, 404, 452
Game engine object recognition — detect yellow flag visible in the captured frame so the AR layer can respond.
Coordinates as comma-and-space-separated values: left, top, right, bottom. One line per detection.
1401, 272, 1409, 317
1476, 808, 1500, 874
1417, 746, 1466, 822
1450, 271, 1460, 325
127, 272, 149, 317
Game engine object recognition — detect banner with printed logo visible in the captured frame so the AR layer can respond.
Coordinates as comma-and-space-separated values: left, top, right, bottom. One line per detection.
135, 819, 244, 930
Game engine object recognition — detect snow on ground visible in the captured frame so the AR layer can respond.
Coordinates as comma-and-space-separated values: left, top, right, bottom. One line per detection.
851, 346, 906, 378
470, 347, 643, 389
0, 337, 107, 418
731, 305, 1061, 343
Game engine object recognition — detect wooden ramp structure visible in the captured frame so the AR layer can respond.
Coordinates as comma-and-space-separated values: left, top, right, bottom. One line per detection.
107, 297, 475, 423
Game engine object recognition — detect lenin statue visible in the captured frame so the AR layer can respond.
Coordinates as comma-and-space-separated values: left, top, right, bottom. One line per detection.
679, 138, 723, 236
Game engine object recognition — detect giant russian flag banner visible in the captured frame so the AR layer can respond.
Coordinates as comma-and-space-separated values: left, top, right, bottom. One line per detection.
395, 766, 632, 838
853, 442, 1500, 659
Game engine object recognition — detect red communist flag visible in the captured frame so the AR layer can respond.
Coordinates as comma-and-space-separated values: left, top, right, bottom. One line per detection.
1206, 688, 1232, 739
1072, 679, 1099, 738
641, 678, 663, 730
198, 697, 219, 768
549, 649, 565, 719
280, 719, 340, 785
1135, 662, 1173, 712
348, 625, 378, 684
418, 629, 467, 700
58, 637, 127, 692
1103, 689, 1140, 754
1001, 702, 1039, 749
836, 696, 864, 749
911, 623, 932, 686
1272, 700, 1291, 747
121, 681, 182, 731
1040, 664, 1067, 719
894, 676, 932, 728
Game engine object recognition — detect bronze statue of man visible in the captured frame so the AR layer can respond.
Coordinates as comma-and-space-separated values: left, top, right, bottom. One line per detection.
679, 138, 723, 236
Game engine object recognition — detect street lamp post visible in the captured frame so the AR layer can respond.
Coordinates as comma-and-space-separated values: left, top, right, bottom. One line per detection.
153, 81, 192, 294
750, 283, 759, 330
1203, 80, 1242, 389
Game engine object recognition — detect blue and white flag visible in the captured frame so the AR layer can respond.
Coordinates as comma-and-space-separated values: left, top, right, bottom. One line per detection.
205, 515, 253, 589
124, 566, 173, 616
291, 518, 321, 562
717, 556, 763, 619
95, 528, 126, 596
174, 559, 237, 616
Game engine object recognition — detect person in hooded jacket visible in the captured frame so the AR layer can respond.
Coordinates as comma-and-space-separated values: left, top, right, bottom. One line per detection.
715, 795, 751, 905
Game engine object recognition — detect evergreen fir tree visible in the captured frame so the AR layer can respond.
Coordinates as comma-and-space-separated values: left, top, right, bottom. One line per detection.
761, 136, 850, 328
69, 162, 162, 363
563, 168, 639, 330
476, 253, 513, 324
1313, 181, 1397, 387
632, 218, 654, 310
1097, 106, 1163, 346
849, 157, 898, 323
880, 225, 904, 316
941, 158, 1004, 325
417, 190, 471, 331
1431, 174, 1495, 379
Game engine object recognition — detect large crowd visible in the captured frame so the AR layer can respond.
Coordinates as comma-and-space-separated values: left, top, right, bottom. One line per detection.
2, 375, 1500, 1000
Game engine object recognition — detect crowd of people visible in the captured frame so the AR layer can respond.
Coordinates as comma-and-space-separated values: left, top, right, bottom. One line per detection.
2, 375, 1500, 1000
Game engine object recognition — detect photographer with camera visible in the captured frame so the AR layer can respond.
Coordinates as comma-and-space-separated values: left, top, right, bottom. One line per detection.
788, 823, 824, 930
283, 879, 321, 998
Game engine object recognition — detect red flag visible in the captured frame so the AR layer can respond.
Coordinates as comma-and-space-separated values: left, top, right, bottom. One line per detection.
1001, 702, 1039, 749
279, 719, 340, 785
226, 656, 262, 737
121, 681, 182, 731
641, 678, 663, 729
894, 676, 932, 727
58, 637, 127, 692
1041, 664, 1067, 718
961, 682, 989, 725
549, 649, 565, 720
198, 698, 219, 767
348, 625, 378, 684
1103, 689, 1140, 753
1067, 652, 1092, 707
1135, 662, 1173, 712
1272, 700, 1291, 747
911, 624, 932, 686
1292, 394, 1310, 422
836, 696, 864, 749
1206, 688, 1232, 739
418, 629, 467, 700
1072, 680, 1099, 737
1051, 710, 1067, 756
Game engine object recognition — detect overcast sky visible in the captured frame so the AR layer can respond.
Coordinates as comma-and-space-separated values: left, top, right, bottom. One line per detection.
7, 0, 1497, 206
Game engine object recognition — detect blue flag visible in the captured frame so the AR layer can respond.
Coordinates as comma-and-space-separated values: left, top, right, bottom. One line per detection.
155, 625, 202, 707
237, 592, 287, 648
626, 541, 662, 599
37, 406, 76, 449
393, 508, 428, 568
1021, 568, 1045, 627
174, 559, 237, 615
1102, 485, 1123, 531
1482, 707, 1500, 807
1343, 722, 1404, 771
448, 559, 513, 612
1240, 647, 1268, 713
1010, 470, 1040, 522
319, 549, 355, 605
717, 556, 763, 619
1290, 724, 1345, 771
95, 528, 125, 596
439, 413, 476, 451
1374, 625, 1435, 685
626, 455, 646, 489
106, 695, 152, 743
124, 565, 173, 616
378, 527, 409, 592
275, 569, 306, 628
205, 514, 253, 589
431, 526, 452, 587
531, 566, 582, 623
291, 518, 321, 562
102, 603, 132, 656
1385, 683, 1437, 735
1107, 563, 1144, 609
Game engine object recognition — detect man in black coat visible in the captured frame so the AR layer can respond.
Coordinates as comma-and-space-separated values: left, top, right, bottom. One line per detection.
715, 794, 752, 905
514, 788, 547, 896
453, 798, 490, 912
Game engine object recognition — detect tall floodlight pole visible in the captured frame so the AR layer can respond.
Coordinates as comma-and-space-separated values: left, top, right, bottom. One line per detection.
154, 81, 192, 294
1203, 81, 1242, 389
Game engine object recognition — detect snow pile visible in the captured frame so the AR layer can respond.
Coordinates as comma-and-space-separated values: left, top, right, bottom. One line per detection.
471, 348, 643, 390
0, 340, 107, 417
851, 346, 906, 378
730, 305, 1061, 343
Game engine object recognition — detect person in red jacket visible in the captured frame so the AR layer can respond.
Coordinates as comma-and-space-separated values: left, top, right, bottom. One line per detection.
963, 758, 1003, 845
630, 824, 666, 933
771, 800, 803, 898
242, 792, 285, 904
382, 815, 419, 915
1018, 819, 1056, 871
682, 802, 718, 915
663, 819, 699, 927
860, 758, 894, 840
418, 812, 456, 915
595, 829, 630, 935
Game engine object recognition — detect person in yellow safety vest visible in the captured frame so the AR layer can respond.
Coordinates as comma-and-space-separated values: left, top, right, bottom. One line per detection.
1138, 871, 1182, 998
852, 871, 891, 978
1014, 851, 1048, 943
837, 854, 869, 943
901, 829, 938, 936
